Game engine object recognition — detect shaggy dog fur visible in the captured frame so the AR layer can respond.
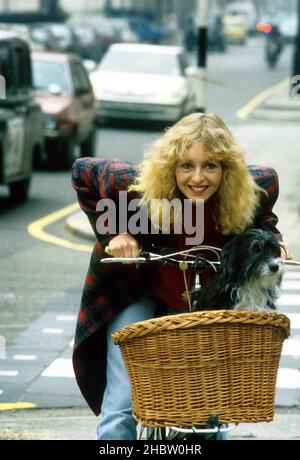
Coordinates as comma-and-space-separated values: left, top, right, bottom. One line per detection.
194, 229, 284, 312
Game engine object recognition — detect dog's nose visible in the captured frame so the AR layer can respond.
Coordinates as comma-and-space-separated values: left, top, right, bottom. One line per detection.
269, 263, 279, 273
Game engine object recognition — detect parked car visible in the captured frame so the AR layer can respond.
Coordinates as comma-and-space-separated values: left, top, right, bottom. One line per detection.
0, 23, 44, 51
30, 23, 78, 54
43, 23, 77, 53
69, 23, 103, 62
125, 15, 167, 44
30, 23, 55, 49
184, 13, 226, 52
90, 43, 197, 123
109, 18, 139, 44
0, 35, 44, 201
93, 17, 119, 57
208, 14, 226, 51
31, 51, 98, 167
223, 13, 247, 44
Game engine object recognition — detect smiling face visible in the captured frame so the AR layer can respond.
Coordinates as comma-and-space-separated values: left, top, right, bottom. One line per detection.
175, 143, 223, 202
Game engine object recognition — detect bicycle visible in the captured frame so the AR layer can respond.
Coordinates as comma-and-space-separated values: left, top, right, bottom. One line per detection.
101, 245, 296, 440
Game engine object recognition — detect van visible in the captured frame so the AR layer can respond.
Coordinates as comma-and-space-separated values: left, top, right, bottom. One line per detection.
225, 1, 257, 34
0, 34, 44, 201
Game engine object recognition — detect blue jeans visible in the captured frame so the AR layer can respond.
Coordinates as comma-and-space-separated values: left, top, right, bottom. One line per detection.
97, 296, 157, 440
96, 298, 229, 440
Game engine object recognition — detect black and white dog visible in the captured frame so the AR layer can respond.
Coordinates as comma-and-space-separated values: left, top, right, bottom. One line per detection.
194, 229, 284, 312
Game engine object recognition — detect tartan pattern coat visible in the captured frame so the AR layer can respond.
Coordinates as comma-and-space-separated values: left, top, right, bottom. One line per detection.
71, 157, 282, 416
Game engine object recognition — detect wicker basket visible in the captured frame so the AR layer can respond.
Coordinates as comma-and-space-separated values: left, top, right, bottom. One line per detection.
112, 310, 290, 427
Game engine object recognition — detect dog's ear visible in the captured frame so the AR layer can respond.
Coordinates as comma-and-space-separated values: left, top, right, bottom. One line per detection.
219, 238, 241, 283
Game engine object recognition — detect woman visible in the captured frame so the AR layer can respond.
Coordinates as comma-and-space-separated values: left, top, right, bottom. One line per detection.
71, 113, 291, 440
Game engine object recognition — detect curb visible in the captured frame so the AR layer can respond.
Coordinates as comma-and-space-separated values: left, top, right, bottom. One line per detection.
0, 407, 299, 440
250, 84, 300, 122
65, 211, 95, 241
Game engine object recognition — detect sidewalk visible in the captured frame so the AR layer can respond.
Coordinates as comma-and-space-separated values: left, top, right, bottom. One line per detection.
0, 407, 299, 440
250, 82, 300, 122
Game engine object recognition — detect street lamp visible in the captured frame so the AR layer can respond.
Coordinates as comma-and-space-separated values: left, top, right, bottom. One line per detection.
189, 0, 208, 113
292, 0, 300, 77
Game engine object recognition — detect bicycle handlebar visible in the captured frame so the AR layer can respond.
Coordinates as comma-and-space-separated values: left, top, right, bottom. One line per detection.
101, 246, 300, 267
101, 245, 223, 268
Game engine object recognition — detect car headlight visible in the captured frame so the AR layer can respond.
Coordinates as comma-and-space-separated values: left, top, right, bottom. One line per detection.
155, 89, 186, 104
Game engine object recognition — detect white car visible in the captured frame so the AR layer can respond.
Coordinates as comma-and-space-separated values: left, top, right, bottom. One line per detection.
90, 43, 197, 123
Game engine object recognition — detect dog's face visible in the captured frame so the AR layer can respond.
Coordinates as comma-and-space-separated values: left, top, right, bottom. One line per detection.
220, 229, 284, 288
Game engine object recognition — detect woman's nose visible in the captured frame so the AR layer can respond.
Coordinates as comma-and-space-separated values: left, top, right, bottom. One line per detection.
191, 168, 204, 182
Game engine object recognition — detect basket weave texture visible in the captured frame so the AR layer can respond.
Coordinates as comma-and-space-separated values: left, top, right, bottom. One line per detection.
112, 310, 290, 427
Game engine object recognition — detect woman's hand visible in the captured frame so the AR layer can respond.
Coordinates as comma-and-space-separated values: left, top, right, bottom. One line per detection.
106, 234, 140, 261
279, 242, 293, 260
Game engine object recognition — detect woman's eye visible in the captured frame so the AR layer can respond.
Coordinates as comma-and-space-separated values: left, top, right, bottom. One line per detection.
205, 162, 218, 170
180, 162, 193, 169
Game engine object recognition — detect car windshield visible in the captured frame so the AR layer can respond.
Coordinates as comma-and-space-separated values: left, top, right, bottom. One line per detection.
32, 60, 72, 94
98, 50, 180, 75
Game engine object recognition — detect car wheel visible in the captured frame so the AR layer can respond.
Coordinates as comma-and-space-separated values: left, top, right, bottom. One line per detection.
33, 144, 46, 170
80, 126, 97, 157
10, 178, 31, 202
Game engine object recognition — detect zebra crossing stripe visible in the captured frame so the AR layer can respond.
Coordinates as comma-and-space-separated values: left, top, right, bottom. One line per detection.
277, 368, 300, 389
281, 337, 300, 357
41, 358, 74, 378
277, 294, 300, 307
284, 271, 300, 280
281, 280, 300, 290
284, 313, 300, 330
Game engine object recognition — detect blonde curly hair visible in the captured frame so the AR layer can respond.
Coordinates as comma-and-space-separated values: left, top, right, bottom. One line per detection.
129, 112, 260, 235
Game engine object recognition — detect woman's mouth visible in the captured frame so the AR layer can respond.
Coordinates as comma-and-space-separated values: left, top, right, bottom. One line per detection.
188, 185, 209, 195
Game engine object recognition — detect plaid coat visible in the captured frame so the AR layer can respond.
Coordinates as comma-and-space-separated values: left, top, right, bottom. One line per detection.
71, 157, 282, 416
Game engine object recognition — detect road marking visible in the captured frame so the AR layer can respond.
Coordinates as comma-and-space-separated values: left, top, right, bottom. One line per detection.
42, 328, 64, 334
0, 370, 19, 377
56, 315, 76, 322
277, 295, 300, 307
284, 313, 300, 330
277, 368, 300, 389
0, 402, 36, 411
284, 271, 300, 280
281, 337, 300, 358
276, 294, 300, 307
236, 77, 290, 120
282, 280, 300, 290
27, 202, 93, 253
13, 355, 37, 361
41, 358, 74, 378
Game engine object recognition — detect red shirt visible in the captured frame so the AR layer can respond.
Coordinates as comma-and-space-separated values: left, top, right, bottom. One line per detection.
149, 200, 231, 309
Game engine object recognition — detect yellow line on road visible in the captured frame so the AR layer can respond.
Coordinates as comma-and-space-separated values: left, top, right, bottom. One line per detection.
27, 202, 93, 253
236, 77, 291, 120
0, 402, 36, 411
